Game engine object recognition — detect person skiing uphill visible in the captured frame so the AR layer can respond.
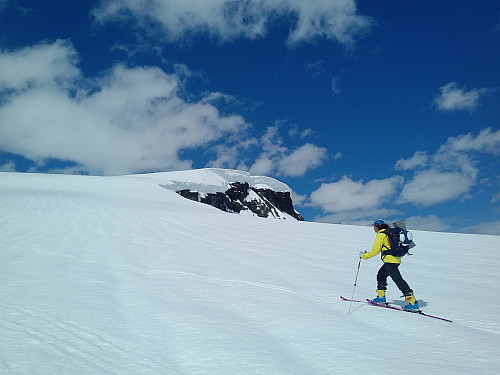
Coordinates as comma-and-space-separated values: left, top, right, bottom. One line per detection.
359, 219, 419, 311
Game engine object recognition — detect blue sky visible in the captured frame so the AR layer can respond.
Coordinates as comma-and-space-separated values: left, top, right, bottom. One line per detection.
1, 0, 499, 234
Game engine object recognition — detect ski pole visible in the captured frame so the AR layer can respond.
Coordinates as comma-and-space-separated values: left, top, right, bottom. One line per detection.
348, 256, 362, 314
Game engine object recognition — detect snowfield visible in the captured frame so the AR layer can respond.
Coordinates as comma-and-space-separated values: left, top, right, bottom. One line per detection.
1, 171, 499, 374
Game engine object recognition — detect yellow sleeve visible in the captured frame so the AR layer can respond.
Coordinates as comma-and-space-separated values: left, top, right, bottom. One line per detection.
361, 232, 385, 260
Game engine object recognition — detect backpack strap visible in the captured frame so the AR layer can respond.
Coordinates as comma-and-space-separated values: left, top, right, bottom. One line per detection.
381, 230, 398, 257
380, 230, 392, 259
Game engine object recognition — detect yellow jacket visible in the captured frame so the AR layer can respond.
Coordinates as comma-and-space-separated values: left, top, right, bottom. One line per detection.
361, 229, 401, 264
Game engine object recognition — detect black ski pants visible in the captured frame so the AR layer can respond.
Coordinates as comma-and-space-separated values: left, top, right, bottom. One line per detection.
377, 263, 413, 296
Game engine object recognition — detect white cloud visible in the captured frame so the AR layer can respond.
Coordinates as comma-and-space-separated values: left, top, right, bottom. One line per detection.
0, 41, 330, 177
313, 207, 400, 225
248, 126, 287, 176
0, 39, 80, 90
395, 151, 428, 170
399, 153, 477, 207
398, 128, 500, 206
278, 143, 327, 177
291, 190, 307, 207
249, 156, 274, 176
206, 138, 257, 170
300, 128, 314, 139
459, 220, 500, 236
331, 76, 340, 95
405, 215, 450, 232
309, 176, 404, 213
314, 212, 451, 232
400, 170, 475, 206
0, 41, 248, 175
443, 127, 500, 155
492, 191, 500, 203
248, 126, 328, 177
92, 0, 372, 47
0, 161, 16, 172
434, 82, 489, 112
287, 125, 315, 139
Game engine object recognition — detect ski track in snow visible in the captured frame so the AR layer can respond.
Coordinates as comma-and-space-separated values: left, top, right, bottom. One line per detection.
3, 238, 341, 308
3, 237, 495, 334
1, 172, 499, 375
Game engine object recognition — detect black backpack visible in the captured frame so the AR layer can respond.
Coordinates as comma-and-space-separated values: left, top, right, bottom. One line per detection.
382, 221, 416, 257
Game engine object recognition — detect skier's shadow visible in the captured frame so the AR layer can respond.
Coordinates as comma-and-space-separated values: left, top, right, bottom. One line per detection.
389, 299, 428, 308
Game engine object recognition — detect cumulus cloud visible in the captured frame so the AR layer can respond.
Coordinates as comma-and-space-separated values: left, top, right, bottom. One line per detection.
405, 215, 450, 232
399, 128, 500, 206
92, 0, 372, 47
313, 207, 400, 225
434, 82, 489, 112
0, 161, 16, 172
309, 176, 404, 214
287, 125, 315, 140
0, 40, 329, 177
395, 151, 428, 170
206, 138, 257, 171
459, 220, 500, 236
249, 156, 275, 176
400, 170, 475, 206
0, 40, 247, 175
0, 39, 80, 90
443, 127, 500, 155
248, 126, 328, 177
278, 143, 328, 177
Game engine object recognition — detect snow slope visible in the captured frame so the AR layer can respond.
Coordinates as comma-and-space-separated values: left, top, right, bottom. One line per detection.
156, 168, 292, 195
1, 172, 499, 375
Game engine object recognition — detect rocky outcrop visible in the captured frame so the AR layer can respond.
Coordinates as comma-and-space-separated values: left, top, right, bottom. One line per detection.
177, 182, 304, 221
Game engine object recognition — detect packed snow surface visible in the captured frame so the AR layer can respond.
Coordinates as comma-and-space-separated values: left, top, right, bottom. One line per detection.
1, 171, 499, 374
156, 168, 291, 195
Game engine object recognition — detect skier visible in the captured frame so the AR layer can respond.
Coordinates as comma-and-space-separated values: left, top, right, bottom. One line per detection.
359, 219, 419, 310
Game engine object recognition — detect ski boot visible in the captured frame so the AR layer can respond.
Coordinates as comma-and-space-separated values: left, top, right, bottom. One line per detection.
403, 293, 420, 311
372, 290, 386, 304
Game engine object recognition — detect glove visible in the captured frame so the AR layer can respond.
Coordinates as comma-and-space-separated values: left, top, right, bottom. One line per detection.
359, 251, 366, 258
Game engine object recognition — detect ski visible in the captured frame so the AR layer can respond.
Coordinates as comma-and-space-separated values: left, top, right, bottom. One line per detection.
340, 296, 364, 303
340, 296, 452, 322
366, 299, 453, 322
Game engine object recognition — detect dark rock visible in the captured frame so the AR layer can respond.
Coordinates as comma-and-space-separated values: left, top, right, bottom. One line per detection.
176, 182, 304, 221
200, 192, 243, 213
253, 188, 304, 221
226, 182, 250, 202
177, 189, 199, 202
